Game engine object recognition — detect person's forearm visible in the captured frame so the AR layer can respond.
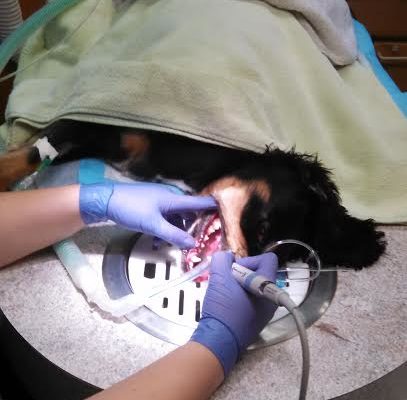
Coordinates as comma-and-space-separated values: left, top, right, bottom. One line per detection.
0, 185, 84, 267
87, 342, 224, 400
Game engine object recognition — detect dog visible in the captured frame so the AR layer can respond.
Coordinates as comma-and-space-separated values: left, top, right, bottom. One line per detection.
0, 119, 386, 269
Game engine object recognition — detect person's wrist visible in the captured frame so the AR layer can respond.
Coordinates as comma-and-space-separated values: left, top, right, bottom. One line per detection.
79, 183, 114, 224
190, 317, 240, 377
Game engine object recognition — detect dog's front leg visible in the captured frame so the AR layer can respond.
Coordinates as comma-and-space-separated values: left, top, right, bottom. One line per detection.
0, 119, 154, 191
0, 146, 41, 191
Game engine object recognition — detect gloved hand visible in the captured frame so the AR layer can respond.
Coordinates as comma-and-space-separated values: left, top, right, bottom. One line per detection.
79, 182, 216, 249
191, 251, 278, 376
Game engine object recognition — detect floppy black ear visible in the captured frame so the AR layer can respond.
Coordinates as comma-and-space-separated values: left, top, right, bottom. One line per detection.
297, 153, 386, 269
310, 203, 386, 269
262, 148, 386, 268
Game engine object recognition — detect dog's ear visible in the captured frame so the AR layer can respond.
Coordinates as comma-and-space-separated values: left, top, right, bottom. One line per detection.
297, 154, 386, 269
263, 148, 386, 268
310, 204, 386, 269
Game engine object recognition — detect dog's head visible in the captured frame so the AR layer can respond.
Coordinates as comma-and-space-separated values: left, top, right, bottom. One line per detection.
198, 148, 386, 269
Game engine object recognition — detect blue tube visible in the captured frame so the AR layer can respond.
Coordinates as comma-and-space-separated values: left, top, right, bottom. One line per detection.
54, 238, 98, 295
0, 0, 83, 73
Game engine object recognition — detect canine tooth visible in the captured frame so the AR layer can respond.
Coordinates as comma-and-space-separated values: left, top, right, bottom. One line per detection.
204, 235, 209, 241
208, 227, 215, 234
191, 255, 202, 263
213, 220, 221, 230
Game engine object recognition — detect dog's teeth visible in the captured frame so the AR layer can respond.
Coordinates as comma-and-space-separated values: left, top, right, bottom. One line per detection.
208, 227, 215, 234
191, 255, 202, 263
204, 235, 209, 241
200, 242, 206, 249
213, 220, 221, 230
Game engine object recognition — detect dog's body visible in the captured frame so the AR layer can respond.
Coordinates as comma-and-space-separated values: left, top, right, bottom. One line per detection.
0, 119, 386, 268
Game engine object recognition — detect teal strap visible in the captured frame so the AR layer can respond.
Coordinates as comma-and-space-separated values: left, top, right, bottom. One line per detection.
79, 158, 106, 184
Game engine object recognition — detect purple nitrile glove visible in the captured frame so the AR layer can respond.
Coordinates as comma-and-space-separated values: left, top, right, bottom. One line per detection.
191, 251, 279, 376
79, 182, 217, 249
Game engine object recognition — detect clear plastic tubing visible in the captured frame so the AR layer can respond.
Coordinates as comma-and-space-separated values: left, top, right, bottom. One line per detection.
54, 238, 212, 318
265, 239, 322, 282
145, 257, 212, 298
54, 238, 155, 318
55, 236, 322, 318
0, 0, 83, 73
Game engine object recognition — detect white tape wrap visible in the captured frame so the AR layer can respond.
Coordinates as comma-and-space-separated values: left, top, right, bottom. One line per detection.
34, 137, 59, 161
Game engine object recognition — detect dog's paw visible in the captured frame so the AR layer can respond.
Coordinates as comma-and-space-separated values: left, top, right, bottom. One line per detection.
0, 147, 40, 191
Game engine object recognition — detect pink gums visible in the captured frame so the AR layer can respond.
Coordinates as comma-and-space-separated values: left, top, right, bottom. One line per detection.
184, 213, 223, 282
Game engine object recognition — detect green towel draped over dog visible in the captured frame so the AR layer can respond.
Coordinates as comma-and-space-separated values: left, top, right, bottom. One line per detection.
2, 0, 407, 222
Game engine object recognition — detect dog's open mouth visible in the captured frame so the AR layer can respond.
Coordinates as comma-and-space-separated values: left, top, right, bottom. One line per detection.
183, 212, 225, 281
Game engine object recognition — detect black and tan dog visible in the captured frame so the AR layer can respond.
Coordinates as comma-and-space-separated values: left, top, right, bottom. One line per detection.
0, 119, 385, 269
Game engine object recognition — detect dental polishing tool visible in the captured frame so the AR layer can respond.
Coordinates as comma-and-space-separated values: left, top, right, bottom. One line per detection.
231, 262, 310, 400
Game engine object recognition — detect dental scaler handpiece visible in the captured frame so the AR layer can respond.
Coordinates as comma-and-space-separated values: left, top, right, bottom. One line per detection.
231, 262, 310, 400
231, 263, 296, 311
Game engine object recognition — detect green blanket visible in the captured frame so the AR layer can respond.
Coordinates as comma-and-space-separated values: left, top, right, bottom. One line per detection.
2, 0, 407, 222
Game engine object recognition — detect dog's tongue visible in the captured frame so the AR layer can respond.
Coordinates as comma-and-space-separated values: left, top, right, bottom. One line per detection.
184, 213, 223, 281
